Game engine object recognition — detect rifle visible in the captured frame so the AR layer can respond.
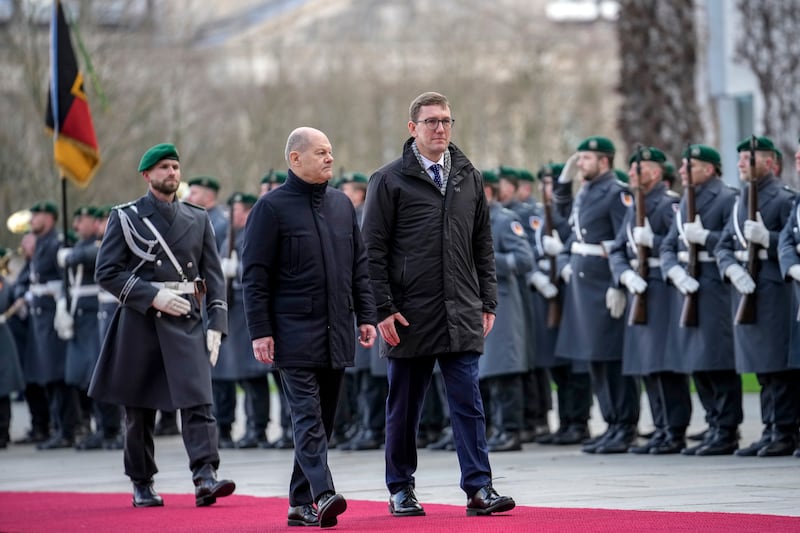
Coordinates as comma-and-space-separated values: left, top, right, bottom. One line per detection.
680, 144, 699, 327
225, 196, 235, 306
734, 135, 760, 324
628, 145, 648, 325
541, 168, 562, 328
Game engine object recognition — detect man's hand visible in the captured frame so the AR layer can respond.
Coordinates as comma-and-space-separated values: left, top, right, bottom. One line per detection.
482, 312, 495, 337
632, 218, 654, 248
152, 288, 191, 316
358, 324, 377, 347
528, 270, 558, 298
56, 247, 72, 268
560, 263, 573, 284
666, 265, 699, 295
252, 336, 275, 364
377, 312, 409, 347
683, 215, 710, 245
605, 287, 626, 319
744, 212, 769, 248
620, 269, 647, 294
558, 152, 580, 184
726, 264, 756, 295
788, 264, 800, 282
207, 329, 222, 366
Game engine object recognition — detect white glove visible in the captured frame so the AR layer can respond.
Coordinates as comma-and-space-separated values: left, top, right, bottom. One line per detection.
725, 264, 756, 294
605, 287, 626, 319
543, 231, 564, 256
788, 264, 800, 282
620, 269, 647, 294
558, 152, 580, 184
666, 265, 699, 295
220, 251, 239, 279
152, 288, 191, 316
0, 315, 5, 324
683, 215, 710, 246
528, 270, 558, 298
632, 218, 654, 248
207, 329, 222, 366
56, 247, 72, 268
561, 263, 573, 284
744, 212, 769, 248
54, 297, 74, 340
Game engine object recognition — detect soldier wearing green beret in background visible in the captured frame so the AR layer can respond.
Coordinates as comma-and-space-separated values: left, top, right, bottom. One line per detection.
607, 147, 687, 455
259, 171, 273, 197
777, 135, 800, 459
717, 136, 797, 457
89, 142, 235, 508
660, 143, 742, 456
554, 135, 642, 454
186, 176, 228, 253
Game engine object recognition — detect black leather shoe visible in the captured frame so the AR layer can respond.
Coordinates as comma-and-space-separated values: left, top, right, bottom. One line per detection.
688, 428, 709, 441
75, 432, 105, 451
466, 485, 515, 516
236, 429, 267, 449
650, 438, 686, 455
629, 431, 666, 454
552, 424, 590, 445
794, 447, 800, 458
427, 427, 454, 451
132, 480, 164, 508
270, 434, 295, 450
37, 434, 74, 450
595, 426, 637, 454
153, 419, 180, 437
389, 486, 425, 517
488, 431, 522, 452
582, 426, 616, 452
14, 428, 49, 445
347, 429, 383, 451
103, 435, 124, 450
695, 432, 738, 456
287, 503, 318, 526
193, 466, 236, 507
317, 491, 346, 528
757, 438, 797, 457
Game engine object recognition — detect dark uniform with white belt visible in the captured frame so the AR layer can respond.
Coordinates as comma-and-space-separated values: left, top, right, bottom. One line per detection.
89, 143, 235, 508
555, 136, 640, 454
607, 147, 687, 454
716, 136, 797, 457
659, 144, 741, 456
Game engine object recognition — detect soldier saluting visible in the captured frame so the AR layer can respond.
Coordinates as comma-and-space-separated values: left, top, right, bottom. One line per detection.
89, 143, 235, 508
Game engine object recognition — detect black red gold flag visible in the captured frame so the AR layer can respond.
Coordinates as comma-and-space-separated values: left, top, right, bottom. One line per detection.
45, 0, 100, 187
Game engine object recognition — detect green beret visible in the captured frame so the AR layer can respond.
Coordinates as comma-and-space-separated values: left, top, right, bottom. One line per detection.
736, 135, 777, 153
0, 247, 8, 258
627, 146, 667, 166
497, 165, 519, 179
188, 176, 220, 192
273, 171, 288, 184
339, 172, 369, 185
517, 169, 535, 182
683, 144, 721, 167
73, 205, 102, 218
482, 169, 499, 184
614, 169, 629, 183
138, 143, 179, 172
577, 136, 615, 154
662, 161, 677, 183
228, 192, 258, 206
30, 201, 59, 216
537, 163, 564, 180
260, 171, 274, 185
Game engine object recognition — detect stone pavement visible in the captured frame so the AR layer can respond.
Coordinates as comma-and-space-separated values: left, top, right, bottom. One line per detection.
2, 392, 798, 517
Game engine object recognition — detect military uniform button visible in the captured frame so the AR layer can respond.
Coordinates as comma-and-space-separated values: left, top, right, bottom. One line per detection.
187, 262, 194, 268
156, 311, 162, 318
156, 259, 162, 266
578, 272, 585, 278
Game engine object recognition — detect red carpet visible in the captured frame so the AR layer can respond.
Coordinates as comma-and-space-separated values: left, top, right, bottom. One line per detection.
1, 492, 798, 532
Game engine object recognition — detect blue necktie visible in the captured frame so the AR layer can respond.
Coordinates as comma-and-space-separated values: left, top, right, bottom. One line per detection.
431, 164, 443, 189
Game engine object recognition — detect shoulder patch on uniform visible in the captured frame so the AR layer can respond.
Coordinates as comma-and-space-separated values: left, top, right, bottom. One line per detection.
112, 200, 136, 210
726, 184, 740, 194
529, 215, 542, 231
666, 189, 680, 198
510, 220, 525, 237
783, 184, 797, 194
181, 200, 205, 210
620, 191, 634, 207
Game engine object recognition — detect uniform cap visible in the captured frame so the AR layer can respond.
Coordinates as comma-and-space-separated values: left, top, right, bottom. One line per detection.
537, 163, 564, 180
482, 169, 499, 184
682, 144, 721, 167
73, 205, 102, 218
138, 143, 179, 172
577, 136, 615, 155
497, 165, 520, 179
627, 146, 667, 165
517, 169, 535, 182
228, 192, 258, 206
614, 169, 629, 183
736, 135, 777, 153
187, 176, 221, 192
30, 201, 59, 216
272, 171, 288, 184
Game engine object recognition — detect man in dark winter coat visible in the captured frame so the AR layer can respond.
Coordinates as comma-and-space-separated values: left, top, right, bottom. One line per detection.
362, 91, 515, 518
242, 127, 377, 528
90, 143, 235, 509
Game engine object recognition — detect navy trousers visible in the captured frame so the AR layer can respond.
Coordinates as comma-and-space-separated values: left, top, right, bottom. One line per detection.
385, 352, 491, 497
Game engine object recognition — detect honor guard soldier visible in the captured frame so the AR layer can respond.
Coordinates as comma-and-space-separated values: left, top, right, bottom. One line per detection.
555, 136, 641, 454
89, 143, 235, 508
777, 136, 800, 459
186, 176, 228, 253
659, 144, 741, 456
717, 136, 797, 457
607, 147, 687, 454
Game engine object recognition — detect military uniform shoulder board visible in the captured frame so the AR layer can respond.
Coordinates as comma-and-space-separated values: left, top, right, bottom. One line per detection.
782, 184, 797, 194
615, 179, 629, 188
181, 200, 205, 210
529, 215, 542, 231
112, 200, 136, 210
620, 191, 634, 207
727, 184, 740, 194
510, 220, 525, 237
666, 189, 680, 198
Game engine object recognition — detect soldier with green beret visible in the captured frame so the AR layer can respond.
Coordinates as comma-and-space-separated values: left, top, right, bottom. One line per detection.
718, 135, 797, 457
30, 201, 59, 217
137, 143, 179, 172
259, 171, 274, 197
186, 176, 228, 253
660, 143, 741, 455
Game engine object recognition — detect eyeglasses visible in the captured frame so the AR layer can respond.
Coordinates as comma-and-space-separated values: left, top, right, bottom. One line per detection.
416, 118, 455, 130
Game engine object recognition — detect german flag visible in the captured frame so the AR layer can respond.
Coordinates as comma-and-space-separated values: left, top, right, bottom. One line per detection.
45, 0, 100, 188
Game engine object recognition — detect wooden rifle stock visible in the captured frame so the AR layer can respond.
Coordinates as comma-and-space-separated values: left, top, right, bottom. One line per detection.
225, 200, 235, 305
628, 147, 648, 325
734, 136, 760, 324
542, 174, 562, 328
680, 147, 698, 327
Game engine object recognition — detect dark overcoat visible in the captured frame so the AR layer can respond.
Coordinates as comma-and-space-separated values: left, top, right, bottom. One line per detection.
777, 196, 800, 369
89, 192, 227, 410
64, 237, 100, 389
0, 278, 24, 397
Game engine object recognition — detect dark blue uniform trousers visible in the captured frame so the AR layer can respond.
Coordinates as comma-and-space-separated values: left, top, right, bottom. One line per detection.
279, 367, 343, 506
385, 352, 492, 497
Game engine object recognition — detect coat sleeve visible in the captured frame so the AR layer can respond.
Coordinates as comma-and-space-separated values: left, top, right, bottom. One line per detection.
778, 199, 800, 278
714, 213, 739, 281
241, 199, 280, 340
351, 209, 377, 327
607, 209, 633, 285
659, 209, 682, 281
362, 172, 399, 321
494, 213, 534, 280
199, 211, 227, 335
472, 172, 498, 314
